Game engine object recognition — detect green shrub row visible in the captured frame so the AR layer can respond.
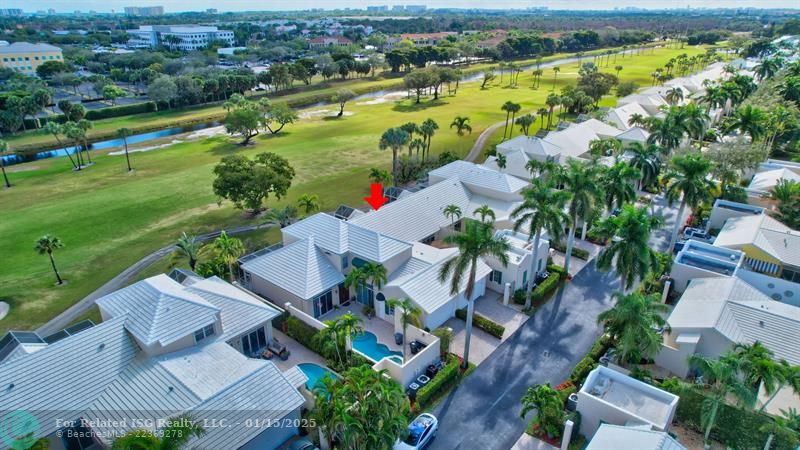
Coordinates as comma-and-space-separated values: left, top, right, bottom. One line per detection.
455, 308, 505, 339
567, 336, 613, 385
660, 379, 799, 450
416, 356, 460, 407
512, 265, 568, 306
285, 316, 324, 354
551, 241, 590, 260
85, 101, 157, 120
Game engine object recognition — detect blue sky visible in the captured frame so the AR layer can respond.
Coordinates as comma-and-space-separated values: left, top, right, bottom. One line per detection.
13, 0, 800, 13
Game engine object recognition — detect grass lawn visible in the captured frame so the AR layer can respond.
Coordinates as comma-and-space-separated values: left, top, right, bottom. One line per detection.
0, 45, 708, 334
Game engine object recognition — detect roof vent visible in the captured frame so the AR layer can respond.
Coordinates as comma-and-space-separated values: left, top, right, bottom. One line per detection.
97, 343, 105, 351
7, 383, 14, 391
759, 320, 765, 327
168, 386, 174, 393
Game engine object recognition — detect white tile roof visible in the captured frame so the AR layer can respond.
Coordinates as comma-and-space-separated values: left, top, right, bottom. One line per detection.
542, 119, 623, 162
282, 212, 411, 263
748, 168, 800, 194
616, 127, 650, 143
385, 250, 491, 314
587, 424, 686, 450
606, 102, 651, 130
496, 135, 562, 159
351, 177, 473, 242
185, 276, 281, 341
483, 150, 535, 181
282, 365, 309, 389
96, 274, 220, 347
0, 316, 138, 439
618, 93, 669, 109
669, 278, 800, 364
241, 237, 345, 300
714, 214, 800, 267
428, 160, 529, 194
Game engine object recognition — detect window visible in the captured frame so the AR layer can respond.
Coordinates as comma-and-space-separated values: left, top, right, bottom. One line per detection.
341, 254, 348, 269
34, 56, 39, 60
490, 270, 503, 284
357, 283, 374, 307
193, 324, 215, 342
241, 326, 267, 355
537, 259, 543, 273
61, 420, 96, 450
522, 271, 528, 286
781, 268, 800, 283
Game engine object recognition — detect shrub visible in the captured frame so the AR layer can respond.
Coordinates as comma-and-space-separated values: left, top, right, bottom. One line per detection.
531, 274, 561, 303
455, 308, 505, 339
416, 355, 460, 407
550, 241, 590, 260
84, 101, 157, 120
513, 288, 527, 305
285, 316, 323, 354
568, 336, 613, 385
547, 264, 567, 279
271, 310, 289, 331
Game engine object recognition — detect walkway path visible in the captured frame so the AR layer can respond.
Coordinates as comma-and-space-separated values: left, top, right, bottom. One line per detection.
36, 223, 274, 336
465, 121, 505, 162
429, 194, 685, 450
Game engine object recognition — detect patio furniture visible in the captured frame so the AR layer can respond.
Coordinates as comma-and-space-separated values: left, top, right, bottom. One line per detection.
409, 340, 427, 355
268, 338, 290, 361
394, 333, 403, 345
261, 349, 274, 360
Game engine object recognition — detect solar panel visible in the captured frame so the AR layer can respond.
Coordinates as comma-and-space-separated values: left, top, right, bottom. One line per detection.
65, 320, 95, 335
334, 205, 356, 220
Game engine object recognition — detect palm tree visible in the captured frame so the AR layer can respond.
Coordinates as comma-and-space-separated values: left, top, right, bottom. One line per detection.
439, 220, 510, 369
500, 101, 517, 139
34, 235, 65, 285
646, 117, 684, 150
628, 113, 647, 129
432, 326, 454, 358
263, 205, 298, 228
557, 160, 601, 275
343, 267, 367, 303
44, 122, 78, 170
369, 167, 393, 185
551, 66, 560, 90
362, 262, 388, 302
732, 342, 785, 404
507, 102, 522, 139
473, 204, 496, 223
665, 87, 684, 105
443, 204, 462, 228
760, 360, 800, 413
664, 153, 715, 253
111, 414, 205, 450
601, 162, 639, 212
537, 108, 549, 129
545, 93, 560, 130
511, 179, 570, 309
0, 140, 11, 188
387, 298, 421, 359
595, 205, 664, 289
117, 127, 133, 172
688, 353, 755, 446
520, 384, 565, 438
213, 231, 245, 282
297, 193, 320, 215
728, 105, 768, 142
175, 232, 203, 270
450, 116, 472, 136
755, 57, 784, 81
627, 142, 662, 190
597, 292, 669, 365
516, 114, 535, 136
495, 153, 507, 171
614, 65, 623, 77
379, 127, 410, 187
420, 118, 439, 159
337, 312, 364, 362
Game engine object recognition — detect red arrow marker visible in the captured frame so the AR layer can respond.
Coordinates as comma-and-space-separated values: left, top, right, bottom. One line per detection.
364, 183, 389, 211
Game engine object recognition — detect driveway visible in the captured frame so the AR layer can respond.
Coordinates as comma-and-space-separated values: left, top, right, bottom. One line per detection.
429, 194, 684, 450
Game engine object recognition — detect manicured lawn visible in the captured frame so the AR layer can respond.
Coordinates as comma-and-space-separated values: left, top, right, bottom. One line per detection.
0, 45, 708, 333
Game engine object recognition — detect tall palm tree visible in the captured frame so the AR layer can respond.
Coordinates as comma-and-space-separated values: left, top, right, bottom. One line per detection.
362, 262, 388, 303
387, 298, 421, 359
545, 93, 560, 130
557, 160, 600, 275
595, 205, 664, 289
443, 204, 462, 228
420, 118, 439, 159
439, 220, 510, 369
537, 108, 549, 129
646, 116, 684, 150
597, 291, 669, 365
664, 153, 715, 253
0, 140, 11, 188
296, 193, 320, 215
511, 179, 570, 309
516, 114, 535, 136
213, 230, 245, 282
450, 116, 472, 136
111, 414, 205, 450
44, 122, 78, 170
344, 267, 367, 302
551, 66, 560, 90
627, 142, 662, 190
117, 127, 133, 172
379, 127, 410, 187
175, 232, 203, 270
732, 342, 785, 405
507, 102, 522, 139
754, 57, 784, 81
688, 353, 755, 446
728, 105, 768, 142
665, 87, 684, 105
760, 360, 800, 413
520, 384, 565, 438
501, 101, 517, 139
337, 312, 364, 362
628, 113, 648, 129
34, 235, 65, 285
601, 162, 639, 212
473, 204, 496, 223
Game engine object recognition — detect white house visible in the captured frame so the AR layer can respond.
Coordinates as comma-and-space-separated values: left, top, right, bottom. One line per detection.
606, 102, 651, 130
0, 274, 305, 450
127, 25, 234, 50
577, 366, 679, 439
744, 160, 800, 209
586, 424, 686, 450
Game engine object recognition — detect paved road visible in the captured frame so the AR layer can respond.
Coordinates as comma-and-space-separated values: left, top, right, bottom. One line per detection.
36, 223, 274, 335
430, 194, 684, 450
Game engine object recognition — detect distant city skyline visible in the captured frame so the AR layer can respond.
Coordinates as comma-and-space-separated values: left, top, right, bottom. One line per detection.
10, 0, 800, 13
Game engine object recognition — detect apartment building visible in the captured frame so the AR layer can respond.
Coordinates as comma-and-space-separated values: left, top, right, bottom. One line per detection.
127, 25, 234, 50
0, 42, 63, 76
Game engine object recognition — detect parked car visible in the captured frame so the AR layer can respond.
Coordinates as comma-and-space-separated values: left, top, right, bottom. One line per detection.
394, 413, 438, 450
289, 437, 319, 450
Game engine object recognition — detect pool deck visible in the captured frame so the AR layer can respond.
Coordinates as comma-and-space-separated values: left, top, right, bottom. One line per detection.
324, 307, 409, 357
271, 329, 328, 372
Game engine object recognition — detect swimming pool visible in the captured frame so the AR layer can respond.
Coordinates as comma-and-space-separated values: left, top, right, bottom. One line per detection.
353, 332, 403, 364
297, 363, 337, 391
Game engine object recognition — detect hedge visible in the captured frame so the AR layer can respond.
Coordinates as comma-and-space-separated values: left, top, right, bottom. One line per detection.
551, 241, 590, 260
513, 264, 568, 306
660, 380, 799, 450
455, 308, 505, 339
567, 336, 613, 385
85, 101, 157, 120
416, 355, 460, 407
285, 316, 324, 354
